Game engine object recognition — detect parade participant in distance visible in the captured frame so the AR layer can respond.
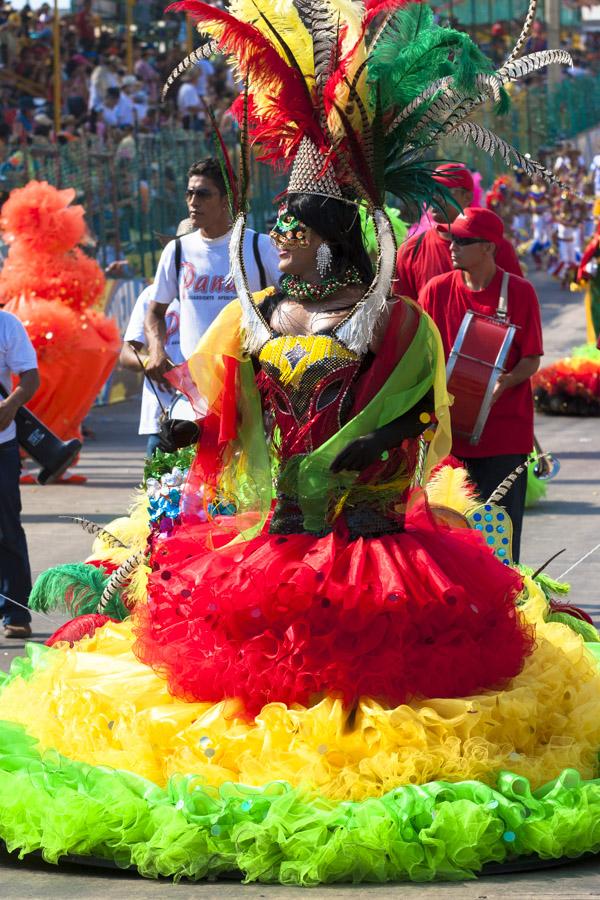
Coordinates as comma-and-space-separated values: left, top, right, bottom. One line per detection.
144, 157, 280, 382
0, 308, 39, 638
419, 207, 543, 561
395, 163, 523, 301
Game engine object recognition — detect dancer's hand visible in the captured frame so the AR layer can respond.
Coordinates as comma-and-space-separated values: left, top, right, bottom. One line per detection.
330, 434, 386, 473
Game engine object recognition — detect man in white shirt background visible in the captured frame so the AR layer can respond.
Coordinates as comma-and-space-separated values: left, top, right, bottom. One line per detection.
176, 64, 214, 131
145, 157, 280, 383
0, 309, 39, 638
119, 217, 194, 457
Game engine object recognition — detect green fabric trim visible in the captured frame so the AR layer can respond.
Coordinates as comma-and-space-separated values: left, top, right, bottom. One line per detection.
0, 643, 53, 691
1, 720, 600, 884
572, 342, 600, 362
231, 360, 275, 541
298, 312, 437, 532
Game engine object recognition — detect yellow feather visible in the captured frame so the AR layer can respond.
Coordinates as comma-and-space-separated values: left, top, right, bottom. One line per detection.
126, 563, 151, 609
86, 491, 151, 610
425, 465, 480, 516
325, 0, 371, 142
228, 0, 314, 81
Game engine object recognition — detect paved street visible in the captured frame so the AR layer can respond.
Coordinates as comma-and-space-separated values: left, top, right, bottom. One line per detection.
1, 271, 599, 897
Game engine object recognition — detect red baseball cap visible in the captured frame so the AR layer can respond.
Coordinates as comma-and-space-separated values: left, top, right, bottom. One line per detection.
432, 163, 474, 192
438, 207, 505, 246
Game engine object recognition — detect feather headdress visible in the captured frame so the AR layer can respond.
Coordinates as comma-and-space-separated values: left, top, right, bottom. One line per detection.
166, 0, 570, 210
165, 0, 570, 354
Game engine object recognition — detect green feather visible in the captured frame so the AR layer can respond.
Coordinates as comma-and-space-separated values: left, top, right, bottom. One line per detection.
517, 563, 571, 604
547, 612, 600, 643
29, 563, 109, 616
383, 156, 456, 220
368, 5, 493, 114
359, 202, 407, 257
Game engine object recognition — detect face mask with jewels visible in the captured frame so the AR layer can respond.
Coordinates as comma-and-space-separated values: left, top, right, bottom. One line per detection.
269, 208, 310, 250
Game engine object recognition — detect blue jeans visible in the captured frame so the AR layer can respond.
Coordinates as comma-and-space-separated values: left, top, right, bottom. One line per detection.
0, 439, 32, 625
145, 433, 161, 458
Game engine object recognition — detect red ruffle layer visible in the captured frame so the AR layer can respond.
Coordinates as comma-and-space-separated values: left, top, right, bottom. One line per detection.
135, 499, 532, 717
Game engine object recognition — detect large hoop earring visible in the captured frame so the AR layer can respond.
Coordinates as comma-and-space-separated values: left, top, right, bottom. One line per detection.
316, 242, 332, 277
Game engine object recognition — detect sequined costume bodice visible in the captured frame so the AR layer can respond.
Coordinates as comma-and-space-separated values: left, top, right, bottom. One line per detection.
255, 331, 414, 538
256, 333, 363, 459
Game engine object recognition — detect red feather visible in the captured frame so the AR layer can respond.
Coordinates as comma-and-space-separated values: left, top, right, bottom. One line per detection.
46, 614, 117, 647
365, 0, 414, 22
168, 0, 322, 164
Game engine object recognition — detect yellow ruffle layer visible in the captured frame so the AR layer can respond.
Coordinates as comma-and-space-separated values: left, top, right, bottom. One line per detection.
1, 580, 600, 802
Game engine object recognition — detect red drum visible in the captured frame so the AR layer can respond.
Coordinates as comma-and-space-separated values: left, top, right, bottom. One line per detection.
446, 272, 518, 445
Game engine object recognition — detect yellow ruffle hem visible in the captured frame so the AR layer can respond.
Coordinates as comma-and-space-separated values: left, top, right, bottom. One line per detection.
1, 580, 599, 802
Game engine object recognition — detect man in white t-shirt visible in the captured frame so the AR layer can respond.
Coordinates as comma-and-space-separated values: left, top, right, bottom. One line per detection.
121, 285, 184, 457
145, 157, 280, 379
0, 309, 39, 638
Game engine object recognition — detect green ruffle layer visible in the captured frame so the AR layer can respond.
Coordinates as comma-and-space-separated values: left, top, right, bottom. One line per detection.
572, 343, 600, 362
1, 720, 600, 885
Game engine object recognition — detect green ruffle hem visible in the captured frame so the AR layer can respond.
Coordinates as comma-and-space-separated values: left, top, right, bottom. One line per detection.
1, 718, 600, 885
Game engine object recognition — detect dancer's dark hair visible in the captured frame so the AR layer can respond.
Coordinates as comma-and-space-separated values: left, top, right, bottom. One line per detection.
287, 193, 374, 284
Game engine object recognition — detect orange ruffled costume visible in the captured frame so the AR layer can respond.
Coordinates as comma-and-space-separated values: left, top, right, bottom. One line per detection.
0, 181, 120, 443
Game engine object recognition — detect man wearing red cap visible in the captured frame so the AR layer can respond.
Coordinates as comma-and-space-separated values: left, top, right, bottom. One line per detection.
395, 163, 522, 301
419, 208, 543, 562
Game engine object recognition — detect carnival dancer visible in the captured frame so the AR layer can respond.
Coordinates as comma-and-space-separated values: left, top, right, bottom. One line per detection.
419, 208, 543, 562
0, 181, 120, 483
2, 0, 598, 887
395, 163, 522, 301
533, 221, 600, 416
577, 221, 600, 342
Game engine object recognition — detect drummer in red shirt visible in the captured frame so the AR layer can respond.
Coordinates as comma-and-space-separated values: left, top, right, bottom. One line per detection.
395, 163, 523, 301
419, 208, 543, 562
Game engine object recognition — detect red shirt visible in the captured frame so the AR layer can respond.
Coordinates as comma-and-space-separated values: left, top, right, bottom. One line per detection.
395, 227, 523, 301
419, 268, 543, 458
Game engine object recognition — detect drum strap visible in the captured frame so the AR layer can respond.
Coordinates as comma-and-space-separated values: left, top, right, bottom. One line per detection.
497, 270, 510, 320
253, 232, 267, 290
174, 237, 182, 298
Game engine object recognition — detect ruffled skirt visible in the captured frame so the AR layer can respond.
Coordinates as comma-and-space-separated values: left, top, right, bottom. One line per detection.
135, 503, 532, 716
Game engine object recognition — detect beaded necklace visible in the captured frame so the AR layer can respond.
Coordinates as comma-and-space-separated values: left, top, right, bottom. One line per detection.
280, 266, 363, 303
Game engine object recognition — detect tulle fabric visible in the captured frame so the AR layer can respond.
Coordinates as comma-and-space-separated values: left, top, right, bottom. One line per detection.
135, 497, 531, 717
2, 587, 598, 799
2, 720, 600, 884
3, 296, 120, 442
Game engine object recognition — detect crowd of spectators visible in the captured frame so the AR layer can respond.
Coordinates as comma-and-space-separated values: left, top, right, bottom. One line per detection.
1, 1, 600, 189
0, 0, 236, 168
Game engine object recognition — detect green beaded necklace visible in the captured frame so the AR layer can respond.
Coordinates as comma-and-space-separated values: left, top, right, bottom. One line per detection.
280, 266, 363, 303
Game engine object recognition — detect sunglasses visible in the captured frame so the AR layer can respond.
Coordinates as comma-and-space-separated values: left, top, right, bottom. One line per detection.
450, 236, 488, 246
185, 188, 217, 200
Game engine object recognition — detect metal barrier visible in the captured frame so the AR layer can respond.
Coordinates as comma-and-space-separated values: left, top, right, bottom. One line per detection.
1, 130, 286, 278
2, 73, 600, 267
